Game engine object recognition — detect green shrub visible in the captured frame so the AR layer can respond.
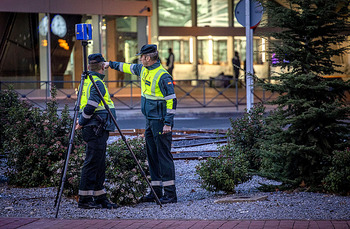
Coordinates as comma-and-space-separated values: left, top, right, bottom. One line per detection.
2, 87, 83, 187
196, 153, 248, 193
196, 157, 235, 193
322, 148, 350, 195
50, 144, 85, 197
1, 87, 150, 203
0, 86, 31, 152
196, 104, 265, 193
50, 136, 149, 206
221, 103, 265, 170
105, 136, 149, 205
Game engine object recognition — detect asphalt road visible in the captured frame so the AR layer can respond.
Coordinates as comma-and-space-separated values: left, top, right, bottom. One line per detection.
115, 116, 240, 130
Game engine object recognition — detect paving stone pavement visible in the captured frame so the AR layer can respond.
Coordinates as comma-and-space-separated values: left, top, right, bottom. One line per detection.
1, 218, 350, 229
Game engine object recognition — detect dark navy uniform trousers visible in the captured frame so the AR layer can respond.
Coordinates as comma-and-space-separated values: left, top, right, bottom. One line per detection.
79, 126, 109, 197
145, 119, 176, 197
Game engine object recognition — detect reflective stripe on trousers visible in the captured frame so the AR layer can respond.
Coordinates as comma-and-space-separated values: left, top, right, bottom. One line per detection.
79, 127, 109, 197
145, 119, 176, 189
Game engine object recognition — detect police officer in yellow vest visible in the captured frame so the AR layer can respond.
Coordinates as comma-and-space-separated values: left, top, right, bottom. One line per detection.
105, 44, 177, 204
75, 53, 118, 209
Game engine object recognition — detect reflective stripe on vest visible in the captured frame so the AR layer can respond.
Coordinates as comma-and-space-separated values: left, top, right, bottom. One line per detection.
141, 65, 169, 100
121, 63, 136, 75
79, 75, 115, 112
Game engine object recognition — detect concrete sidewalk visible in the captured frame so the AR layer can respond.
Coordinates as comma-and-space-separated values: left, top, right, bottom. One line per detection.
1, 217, 350, 229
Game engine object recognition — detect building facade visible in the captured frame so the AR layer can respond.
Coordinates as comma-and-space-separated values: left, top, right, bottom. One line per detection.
0, 0, 349, 92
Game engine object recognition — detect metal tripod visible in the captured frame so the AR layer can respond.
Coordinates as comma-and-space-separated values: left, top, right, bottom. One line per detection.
54, 41, 162, 218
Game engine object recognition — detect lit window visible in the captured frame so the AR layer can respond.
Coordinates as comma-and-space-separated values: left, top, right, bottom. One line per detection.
197, 0, 228, 27
158, 0, 192, 27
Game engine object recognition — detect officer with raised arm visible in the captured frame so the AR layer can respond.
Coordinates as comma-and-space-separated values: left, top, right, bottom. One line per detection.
105, 44, 177, 204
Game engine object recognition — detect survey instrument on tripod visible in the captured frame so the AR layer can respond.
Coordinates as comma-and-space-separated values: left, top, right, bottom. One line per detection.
54, 23, 162, 218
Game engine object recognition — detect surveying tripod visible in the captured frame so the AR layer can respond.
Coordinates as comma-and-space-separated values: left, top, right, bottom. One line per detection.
54, 40, 162, 218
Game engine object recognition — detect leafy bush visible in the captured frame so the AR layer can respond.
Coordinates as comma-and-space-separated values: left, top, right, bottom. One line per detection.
222, 103, 265, 170
196, 154, 247, 193
322, 148, 350, 195
2, 87, 83, 187
50, 144, 85, 197
0, 86, 27, 152
196, 104, 265, 193
1, 87, 151, 203
105, 136, 149, 205
50, 136, 149, 206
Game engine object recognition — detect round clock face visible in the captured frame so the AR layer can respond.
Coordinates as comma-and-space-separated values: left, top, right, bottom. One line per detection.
51, 15, 67, 38
39, 16, 48, 36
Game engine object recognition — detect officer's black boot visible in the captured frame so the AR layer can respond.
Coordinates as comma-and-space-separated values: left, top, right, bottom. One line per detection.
94, 194, 119, 209
78, 195, 102, 209
160, 185, 177, 204
140, 186, 163, 203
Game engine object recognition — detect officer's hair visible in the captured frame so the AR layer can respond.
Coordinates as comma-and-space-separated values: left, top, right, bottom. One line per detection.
89, 62, 103, 72
146, 51, 158, 61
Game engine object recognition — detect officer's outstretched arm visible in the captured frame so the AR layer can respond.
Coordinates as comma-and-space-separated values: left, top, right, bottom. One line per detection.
108, 61, 143, 76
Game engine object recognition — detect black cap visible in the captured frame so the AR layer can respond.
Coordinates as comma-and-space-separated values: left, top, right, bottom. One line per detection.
136, 44, 157, 56
88, 53, 106, 63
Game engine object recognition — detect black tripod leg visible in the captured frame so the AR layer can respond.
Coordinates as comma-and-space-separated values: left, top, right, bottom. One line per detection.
54, 148, 69, 207
55, 41, 90, 218
88, 74, 163, 208
54, 73, 86, 218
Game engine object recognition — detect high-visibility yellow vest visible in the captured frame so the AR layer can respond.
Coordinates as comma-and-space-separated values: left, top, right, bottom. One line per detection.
140, 65, 169, 100
79, 74, 115, 112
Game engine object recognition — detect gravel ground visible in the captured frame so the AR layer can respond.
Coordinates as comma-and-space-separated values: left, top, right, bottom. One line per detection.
1, 159, 350, 220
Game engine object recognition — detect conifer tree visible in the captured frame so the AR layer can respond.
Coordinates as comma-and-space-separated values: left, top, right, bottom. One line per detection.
260, 0, 350, 190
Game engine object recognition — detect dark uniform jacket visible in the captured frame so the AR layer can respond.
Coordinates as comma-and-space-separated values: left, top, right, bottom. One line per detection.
78, 71, 116, 131
109, 60, 176, 126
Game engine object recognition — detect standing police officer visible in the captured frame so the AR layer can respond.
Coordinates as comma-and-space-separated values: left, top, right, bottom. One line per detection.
105, 44, 178, 204
76, 53, 118, 209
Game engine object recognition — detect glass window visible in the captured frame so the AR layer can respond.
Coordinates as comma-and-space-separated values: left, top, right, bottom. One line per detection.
158, 0, 192, 27
116, 16, 137, 33
213, 39, 227, 65
116, 17, 138, 64
103, 16, 138, 82
0, 12, 82, 90
198, 36, 228, 65
198, 38, 210, 64
234, 36, 264, 65
182, 40, 190, 63
173, 40, 181, 63
197, 0, 228, 27
159, 40, 171, 62
159, 37, 191, 64
0, 12, 39, 85
50, 14, 82, 88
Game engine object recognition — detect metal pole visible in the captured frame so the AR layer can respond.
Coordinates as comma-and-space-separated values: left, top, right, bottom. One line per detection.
203, 80, 206, 106
131, 80, 133, 108
235, 77, 238, 110
47, 13, 52, 98
245, 0, 254, 111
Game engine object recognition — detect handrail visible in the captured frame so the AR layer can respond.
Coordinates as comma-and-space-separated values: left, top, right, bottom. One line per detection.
0, 79, 276, 111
